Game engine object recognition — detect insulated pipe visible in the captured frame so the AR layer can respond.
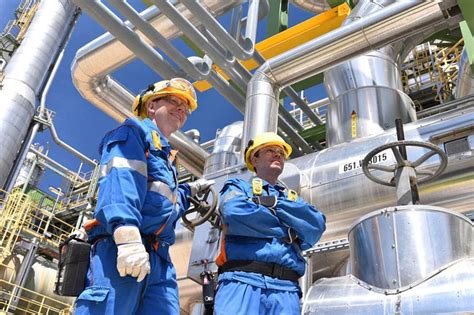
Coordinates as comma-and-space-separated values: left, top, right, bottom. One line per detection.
243, 1, 446, 151
73, 0, 179, 79
4, 8, 80, 192
244, 0, 266, 46
71, 1, 245, 176
108, 0, 209, 80
0, 0, 78, 189
253, 52, 323, 128
151, 0, 251, 91
179, 0, 255, 60
153, 3, 313, 153
107, 0, 248, 111
455, 48, 474, 98
268, 1, 444, 87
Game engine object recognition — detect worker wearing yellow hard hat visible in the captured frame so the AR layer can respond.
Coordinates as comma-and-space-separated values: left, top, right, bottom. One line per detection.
244, 132, 292, 172
132, 78, 198, 119
75, 78, 214, 315
214, 132, 326, 315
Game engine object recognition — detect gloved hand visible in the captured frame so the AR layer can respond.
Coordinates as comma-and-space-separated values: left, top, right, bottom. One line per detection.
113, 226, 150, 282
69, 227, 88, 241
188, 178, 215, 196
252, 196, 277, 208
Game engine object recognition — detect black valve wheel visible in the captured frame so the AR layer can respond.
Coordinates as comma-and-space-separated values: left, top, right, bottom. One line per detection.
183, 186, 218, 228
362, 140, 448, 187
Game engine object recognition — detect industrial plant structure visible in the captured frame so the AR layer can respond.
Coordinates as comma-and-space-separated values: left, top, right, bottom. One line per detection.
0, 0, 472, 314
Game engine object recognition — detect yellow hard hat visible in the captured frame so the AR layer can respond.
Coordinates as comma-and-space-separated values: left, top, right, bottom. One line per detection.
244, 132, 292, 172
132, 78, 197, 119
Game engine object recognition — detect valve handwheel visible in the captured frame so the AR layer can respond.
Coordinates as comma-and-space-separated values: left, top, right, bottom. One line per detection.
362, 140, 448, 187
183, 186, 218, 227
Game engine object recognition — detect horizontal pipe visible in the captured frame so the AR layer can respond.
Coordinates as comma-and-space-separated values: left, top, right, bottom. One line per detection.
71, 1, 244, 176
243, 1, 446, 154
73, 0, 179, 78
267, 1, 445, 87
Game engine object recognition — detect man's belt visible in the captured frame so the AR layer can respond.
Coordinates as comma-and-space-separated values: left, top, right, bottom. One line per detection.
218, 260, 300, 282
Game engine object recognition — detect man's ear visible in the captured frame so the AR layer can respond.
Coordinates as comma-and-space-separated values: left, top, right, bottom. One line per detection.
249, 154, 257, 168
145, 99, 156, 117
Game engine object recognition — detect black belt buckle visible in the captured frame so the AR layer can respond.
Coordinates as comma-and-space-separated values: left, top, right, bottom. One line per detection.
271, 263, 284, 279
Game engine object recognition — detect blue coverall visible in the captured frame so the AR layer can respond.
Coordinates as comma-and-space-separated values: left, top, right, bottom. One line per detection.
75, 118, 191, 315
214, 178, 326, 315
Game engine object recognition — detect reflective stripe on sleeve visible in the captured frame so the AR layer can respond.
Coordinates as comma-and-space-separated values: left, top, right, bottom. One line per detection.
99, 157, 148, 178
148, 181, 177, 204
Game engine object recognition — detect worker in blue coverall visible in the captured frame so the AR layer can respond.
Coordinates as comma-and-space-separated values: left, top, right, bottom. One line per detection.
74, 78, 214, 315
214, 132, 326, 315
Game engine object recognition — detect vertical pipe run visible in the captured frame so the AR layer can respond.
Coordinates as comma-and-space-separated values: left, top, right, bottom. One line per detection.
0, 0, 78, 189
243, 1, 445, 156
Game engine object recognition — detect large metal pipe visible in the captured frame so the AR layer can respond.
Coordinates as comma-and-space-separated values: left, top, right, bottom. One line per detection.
4, 10, 79, 192
0, 0, 78, 189
74, 0, 179, 79
455, 48, 474, 98
243, 1, 446, 149
324, 0, 416, 146
71, 0, 245, 177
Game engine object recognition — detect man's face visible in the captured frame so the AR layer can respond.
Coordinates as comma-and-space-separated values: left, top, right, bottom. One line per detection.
147, 95, 189, 136
250, 145, 286, 176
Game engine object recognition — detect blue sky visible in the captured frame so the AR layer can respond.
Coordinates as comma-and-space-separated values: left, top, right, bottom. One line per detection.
0, 1, 327, 191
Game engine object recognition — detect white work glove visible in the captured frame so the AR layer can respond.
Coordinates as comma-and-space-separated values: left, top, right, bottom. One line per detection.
69, 227, 88, 242
188, 178, 215, 196
113, 226, 150, 282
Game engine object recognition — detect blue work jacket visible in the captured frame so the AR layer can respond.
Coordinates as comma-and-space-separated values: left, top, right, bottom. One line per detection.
218, 177, 326, 277
92, 118, 191, 245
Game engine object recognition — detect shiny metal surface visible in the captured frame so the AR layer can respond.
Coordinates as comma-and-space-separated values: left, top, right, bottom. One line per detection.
349, 205, 473, 291
324, 50, 415, 146
204, 121, 243, 175
455, 48, 474, 99
243, 1, 446, 154
303, 258, 474, 315
242, 71, 280, 156
326, 85, 415, 146
188, 101, 474, 293
170, 131, 209, 177
71, 0, 243, 177
74, 0, 179, 78
291, 101, 474, 242
323, 0, 427, 147
0, 0, 77, 188
268, 1, 445, 87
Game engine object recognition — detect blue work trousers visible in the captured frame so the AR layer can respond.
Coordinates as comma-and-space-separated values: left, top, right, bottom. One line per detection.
214, 276, 300, 315
74, 237, 179, 315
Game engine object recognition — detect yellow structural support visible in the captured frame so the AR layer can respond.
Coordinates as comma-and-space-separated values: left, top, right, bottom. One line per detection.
194, 3, 351, 92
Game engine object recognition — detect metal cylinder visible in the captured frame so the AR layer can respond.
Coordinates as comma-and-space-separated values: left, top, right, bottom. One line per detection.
349, 205, 473, 291
0, 0, 77, 188
323, 0, 417, 147
455, 48, 474, 99
204, 121, 243, 175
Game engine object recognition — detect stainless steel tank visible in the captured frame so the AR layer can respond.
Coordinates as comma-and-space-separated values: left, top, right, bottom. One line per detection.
349, 205, 473, 292
302, 204, 474, 314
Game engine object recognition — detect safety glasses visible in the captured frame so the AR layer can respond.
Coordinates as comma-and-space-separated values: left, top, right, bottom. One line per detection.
260, 146, 288, 159
148, 78, 196, 100
161, 95, 191, 116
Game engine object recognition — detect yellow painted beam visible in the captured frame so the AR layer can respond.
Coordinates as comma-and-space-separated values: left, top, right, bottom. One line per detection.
194, 3, 350, 92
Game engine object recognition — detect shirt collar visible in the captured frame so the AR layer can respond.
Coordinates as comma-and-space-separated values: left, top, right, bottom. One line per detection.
143, 118, 170, 149
256, 177, 286, 192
